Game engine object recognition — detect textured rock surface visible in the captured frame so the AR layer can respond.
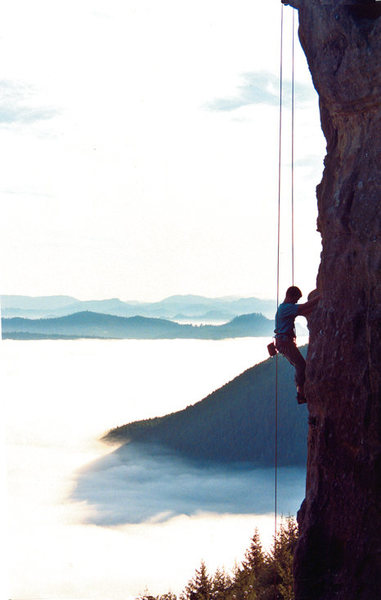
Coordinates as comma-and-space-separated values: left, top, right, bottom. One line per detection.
284, 1, 381, 599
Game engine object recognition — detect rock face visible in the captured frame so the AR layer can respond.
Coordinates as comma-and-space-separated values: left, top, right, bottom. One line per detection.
284, 1, 381, 599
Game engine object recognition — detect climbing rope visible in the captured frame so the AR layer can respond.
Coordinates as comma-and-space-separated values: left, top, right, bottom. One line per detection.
274, 1, 284, 547
291, 8, 296, 287
274, 0, 296, 559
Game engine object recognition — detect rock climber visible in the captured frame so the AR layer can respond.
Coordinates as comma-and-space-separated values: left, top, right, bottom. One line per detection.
274, 286, 319, 404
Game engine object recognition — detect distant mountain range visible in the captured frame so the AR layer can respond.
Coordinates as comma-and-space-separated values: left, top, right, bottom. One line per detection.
104, 347, 309, 467
1, 294, 276, 320
2, 311, 277, 340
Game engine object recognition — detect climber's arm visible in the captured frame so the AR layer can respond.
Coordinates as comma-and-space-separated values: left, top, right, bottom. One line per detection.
297, 294, 320, 316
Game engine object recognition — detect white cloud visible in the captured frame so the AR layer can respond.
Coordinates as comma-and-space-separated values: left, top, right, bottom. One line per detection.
73, 442, 305, 525
0, 0, 325, 300
206, 70, 316, 111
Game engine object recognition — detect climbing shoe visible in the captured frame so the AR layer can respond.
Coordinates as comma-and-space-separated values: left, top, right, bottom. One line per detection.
297, 392, 306, 405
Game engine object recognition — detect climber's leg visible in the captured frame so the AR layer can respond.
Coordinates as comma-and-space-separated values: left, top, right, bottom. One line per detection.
275, 338, 306, 402
288, 344, 306, 389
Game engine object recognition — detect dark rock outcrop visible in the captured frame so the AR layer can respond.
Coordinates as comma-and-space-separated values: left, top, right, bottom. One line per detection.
283, 1, 381, 599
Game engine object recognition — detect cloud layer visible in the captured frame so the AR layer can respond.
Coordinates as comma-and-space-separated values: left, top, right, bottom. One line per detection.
73, 442, 306, 525
208, 71, 316, 112
0, 79, 58, 124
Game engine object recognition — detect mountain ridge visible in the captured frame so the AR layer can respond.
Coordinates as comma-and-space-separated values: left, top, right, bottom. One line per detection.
1, 294, 276, 320
104, 348, 309, 467
2, 311, 277, 340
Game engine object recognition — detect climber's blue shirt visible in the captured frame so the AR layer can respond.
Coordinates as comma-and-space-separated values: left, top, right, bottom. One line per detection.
274, 302, 299, 338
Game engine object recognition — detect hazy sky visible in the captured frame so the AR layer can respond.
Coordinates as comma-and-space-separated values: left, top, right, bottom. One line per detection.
1, 0, 325, 302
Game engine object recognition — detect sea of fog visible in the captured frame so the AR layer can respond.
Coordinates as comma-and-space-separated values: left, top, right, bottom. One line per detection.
2, 338, 306, 600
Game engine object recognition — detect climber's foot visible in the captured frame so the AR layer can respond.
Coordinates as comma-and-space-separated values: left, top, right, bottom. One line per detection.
297, 392, 307, 404
296, 386, 306, 404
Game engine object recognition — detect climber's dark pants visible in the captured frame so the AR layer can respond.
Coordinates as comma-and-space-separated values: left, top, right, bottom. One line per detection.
275, 337, 306, 388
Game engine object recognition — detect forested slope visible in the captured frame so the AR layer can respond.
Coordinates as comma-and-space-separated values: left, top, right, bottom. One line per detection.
106, 349, 308, 467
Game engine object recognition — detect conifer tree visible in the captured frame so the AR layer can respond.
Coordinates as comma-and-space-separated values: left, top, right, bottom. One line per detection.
228, 529, 265, 599
140, 518, 299, 600
181, 560, 212, 600
272, 518, 298, 600
211, 567, 231, 600
242, 529, 265, 574
258, 517, 298, 600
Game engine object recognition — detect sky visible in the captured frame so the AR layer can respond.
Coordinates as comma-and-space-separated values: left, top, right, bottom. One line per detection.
0, 0, 326, 303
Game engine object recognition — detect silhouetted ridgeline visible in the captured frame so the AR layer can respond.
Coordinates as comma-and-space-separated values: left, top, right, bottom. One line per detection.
1, 294, 276, 320
105, 349, 308, 467
2, 311, 276, 340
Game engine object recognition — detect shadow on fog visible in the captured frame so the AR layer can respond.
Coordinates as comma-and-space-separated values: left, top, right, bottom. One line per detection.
73, 442, 306, 525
